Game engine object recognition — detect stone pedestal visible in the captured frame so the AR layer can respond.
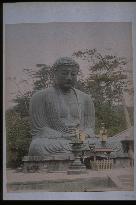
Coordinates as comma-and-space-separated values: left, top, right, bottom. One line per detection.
67, 156, 87, 174
47, 160, 73, 173
22, 156, 45, 173
22, 154, 75, 173
67, 142, 87, 175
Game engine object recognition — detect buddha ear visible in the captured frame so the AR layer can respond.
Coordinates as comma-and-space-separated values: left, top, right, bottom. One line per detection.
53, 69, 59, 76
50, 67, 56, 81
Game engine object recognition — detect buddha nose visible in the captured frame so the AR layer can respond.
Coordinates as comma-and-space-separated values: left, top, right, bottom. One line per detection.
67, 73, 72, 80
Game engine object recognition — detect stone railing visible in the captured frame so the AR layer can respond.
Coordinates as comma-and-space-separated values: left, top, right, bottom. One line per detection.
91, 159, 113, 171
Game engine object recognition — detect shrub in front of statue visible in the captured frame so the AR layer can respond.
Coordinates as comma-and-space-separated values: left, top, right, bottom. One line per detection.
6, 109, 31, 168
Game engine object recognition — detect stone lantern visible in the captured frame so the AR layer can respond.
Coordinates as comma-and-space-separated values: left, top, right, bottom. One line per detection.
67, 128, 88, 174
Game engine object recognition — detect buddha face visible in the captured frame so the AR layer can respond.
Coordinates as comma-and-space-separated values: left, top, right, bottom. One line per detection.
54, 65, 79, 90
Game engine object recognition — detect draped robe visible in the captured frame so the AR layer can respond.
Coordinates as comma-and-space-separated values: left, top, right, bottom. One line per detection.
28, 86, 95, 156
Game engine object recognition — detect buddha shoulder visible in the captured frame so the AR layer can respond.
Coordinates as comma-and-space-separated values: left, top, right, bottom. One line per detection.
30, 87, 56, 102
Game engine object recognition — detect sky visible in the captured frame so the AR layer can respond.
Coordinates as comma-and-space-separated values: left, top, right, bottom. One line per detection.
5, 22, 133, 109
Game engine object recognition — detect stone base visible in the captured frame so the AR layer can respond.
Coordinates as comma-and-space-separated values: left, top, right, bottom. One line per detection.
22, 154, 75, 173
67, 157, 87, 175
47, 160, 73, 173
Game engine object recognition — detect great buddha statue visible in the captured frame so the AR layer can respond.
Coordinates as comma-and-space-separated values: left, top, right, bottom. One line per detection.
28, 57, 95, 157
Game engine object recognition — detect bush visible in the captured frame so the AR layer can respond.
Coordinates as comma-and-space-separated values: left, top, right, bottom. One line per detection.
6, 109, 31, 168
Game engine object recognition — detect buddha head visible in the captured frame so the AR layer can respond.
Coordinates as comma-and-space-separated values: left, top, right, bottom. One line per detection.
53, 57, 79, 91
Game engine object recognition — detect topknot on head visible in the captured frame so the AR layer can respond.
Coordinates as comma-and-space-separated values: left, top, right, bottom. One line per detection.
53, 57, 79, 71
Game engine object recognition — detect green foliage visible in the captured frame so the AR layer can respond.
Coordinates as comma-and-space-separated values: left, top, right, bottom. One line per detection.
95, 104, 127, 137
32, 64, 53, 91
13, 91, 33, 117
12, 64, 53, 118
73, 49, 129, 105
73, 49, 133, 135
6, 109, 31, 168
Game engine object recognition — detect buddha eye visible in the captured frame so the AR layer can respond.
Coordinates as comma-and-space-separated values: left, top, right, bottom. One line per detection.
60, 71, 77, 77
61, 72, 68, 76
71, 73, 77, 76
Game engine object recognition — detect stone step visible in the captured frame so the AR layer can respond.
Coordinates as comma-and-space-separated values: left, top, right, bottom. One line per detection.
119, 177, 133, 181
119, 179, 133, 184
119, 176, 132, 179
118, 175, 133, 181
108, 173, 133, 191
118, 175, 132, 179
120, 183, 133, 187
117, 175, 133, 189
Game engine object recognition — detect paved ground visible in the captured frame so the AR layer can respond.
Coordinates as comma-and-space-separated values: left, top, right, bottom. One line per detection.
6, 167, 133, 183
6, 168, 134, 192
6, 169, 106, 183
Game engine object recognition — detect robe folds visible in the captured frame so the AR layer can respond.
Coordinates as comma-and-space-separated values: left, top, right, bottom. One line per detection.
28, 86, 95, 156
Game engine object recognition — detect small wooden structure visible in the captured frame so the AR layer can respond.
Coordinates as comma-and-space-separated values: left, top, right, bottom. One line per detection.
91, 159, 113, 171
88, 147, 114, 170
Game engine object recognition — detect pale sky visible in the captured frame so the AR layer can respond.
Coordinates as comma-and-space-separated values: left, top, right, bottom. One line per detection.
5, 22, 133, 109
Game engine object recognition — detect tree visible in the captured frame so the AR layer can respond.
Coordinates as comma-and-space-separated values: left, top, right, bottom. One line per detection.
12, 91, 33, 117
11, 64, 52, 117
73, 49, 132, 136
73, 49, 129, 104
28, 64, 53, 91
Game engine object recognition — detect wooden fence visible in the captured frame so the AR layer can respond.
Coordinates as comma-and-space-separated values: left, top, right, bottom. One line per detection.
91, 159, 113, 171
